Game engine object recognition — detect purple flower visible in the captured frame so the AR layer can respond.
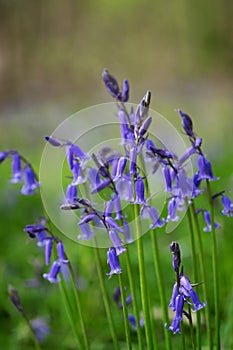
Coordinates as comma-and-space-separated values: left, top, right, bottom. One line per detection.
21, 166, 40, 195
66, 144, 87, 170
178, 110, 194, 137
139, 116, 152, 137
0, 151, 8, 164
135, 177, 145, 204
79, 213, 96, 225
121, 79, 130, 102
178, 146, 196, 165
112, 194, 123, 220
30, 317, 50, 343
123, 220, 133, 243
107, 247, 122, 276
44, 238, 53, 266
203, 210, 220, 232
198, 155, 218, 181
129, 147, 137, 175
78, 222, 95, 240
221, 195, 233, 217
170, 241, 181, 273
102, 69, 120, 99
163, 166, 172, 192
43, 261, 61, 283
140, 205, 165, 229
168, 294, 184, 334
64, 183, 77, 204
109, 229, 126, 256
189, 289, 207, 312
44, 135, 62, 147
115, 176, 133, 202
72, 162, 87, 185
57, 242, 69, 263
167, 198, 179, 222
169, 283, 178, 311
114, 157, 127, 179
128, 314, 137, 330
9, 153, 22, 183
105, 216, 124, 233
91, 179, 111, 194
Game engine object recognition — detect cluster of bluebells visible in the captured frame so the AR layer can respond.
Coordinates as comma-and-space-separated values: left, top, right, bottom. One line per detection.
44, 69, 233, 276
0, 150, 39, 195
24, 218, 68, 284
113, 287, 144, 331
167, 242, 207, 334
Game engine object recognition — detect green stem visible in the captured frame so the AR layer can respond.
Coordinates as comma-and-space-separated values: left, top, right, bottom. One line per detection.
94, 246, 120, 350
59, 277, 82, 348
181, 322, 186, 350
206, 180, 220, 350
118, 273, 132, 350
186, 204, 201, 349
68, 261, 89, 349
188, 304, 196, 350
191, 201, 212, 350
150, 229, 172, 350
21, 310, 41, 350
125, 249, 144, 350
134, 203, 153, 350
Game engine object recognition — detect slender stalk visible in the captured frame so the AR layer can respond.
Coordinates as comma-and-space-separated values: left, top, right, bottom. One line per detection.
186, 204, 201, 349
68, 261, 89, 349
181, 322, 186, 350
125, 249, 144, 350
21, 310, 41, 350
94, 246, 120, 350
59, 277, 82, 348
191, 201, 212, 350
206, 180, 220, 350
134, 203, 153, 350
188, 304, 196, 350
118, 273, 132, 350
150, 229, 172, 350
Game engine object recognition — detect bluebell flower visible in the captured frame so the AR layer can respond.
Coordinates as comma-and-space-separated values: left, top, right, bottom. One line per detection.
91, 179, 111, 194
43, 261, 61, 283
138, 116, 152, 137
66, 144, 88, 171
168, 294, 184, 334
113, 286, 121, 303
109, 229, 126, 255
0, 151, 8, 164
178, 110, 194, 137
135, 91, 151, 125
203, 210, 220, 232
121, 79, 130, 102
57, 241, 69, 263
79, 213, 97, 225
189, 289, 207, 312
30, 317, 50, 343
129, 147, 137, 175
64, 183, 77, 204
105, 216, 124, 233
107, 247, 122, 276
167, 198, 179, 222
128, 314, 137, 330
115, 176, 133, 202
72, 161, 87, 185
44, 238, 53, 266
102, 69, 121, 99
78, 222, 95, 240
9, 153, 22, 183
21, 165, 40, 195
114, 157, 127, 180
88, 167, 101, 190
221, 195, 233, 217
169, 283, 178, 311
122, 220, 133, 243
44, 135, 62, 147
140, 205, 165, 229
135, 177, 145, 204
197, 155, 218, 181
170, 242, 181, 273
163, 166, 172, 192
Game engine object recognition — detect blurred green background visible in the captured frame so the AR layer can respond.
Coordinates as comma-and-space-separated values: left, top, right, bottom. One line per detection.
0, 0, 233, 349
